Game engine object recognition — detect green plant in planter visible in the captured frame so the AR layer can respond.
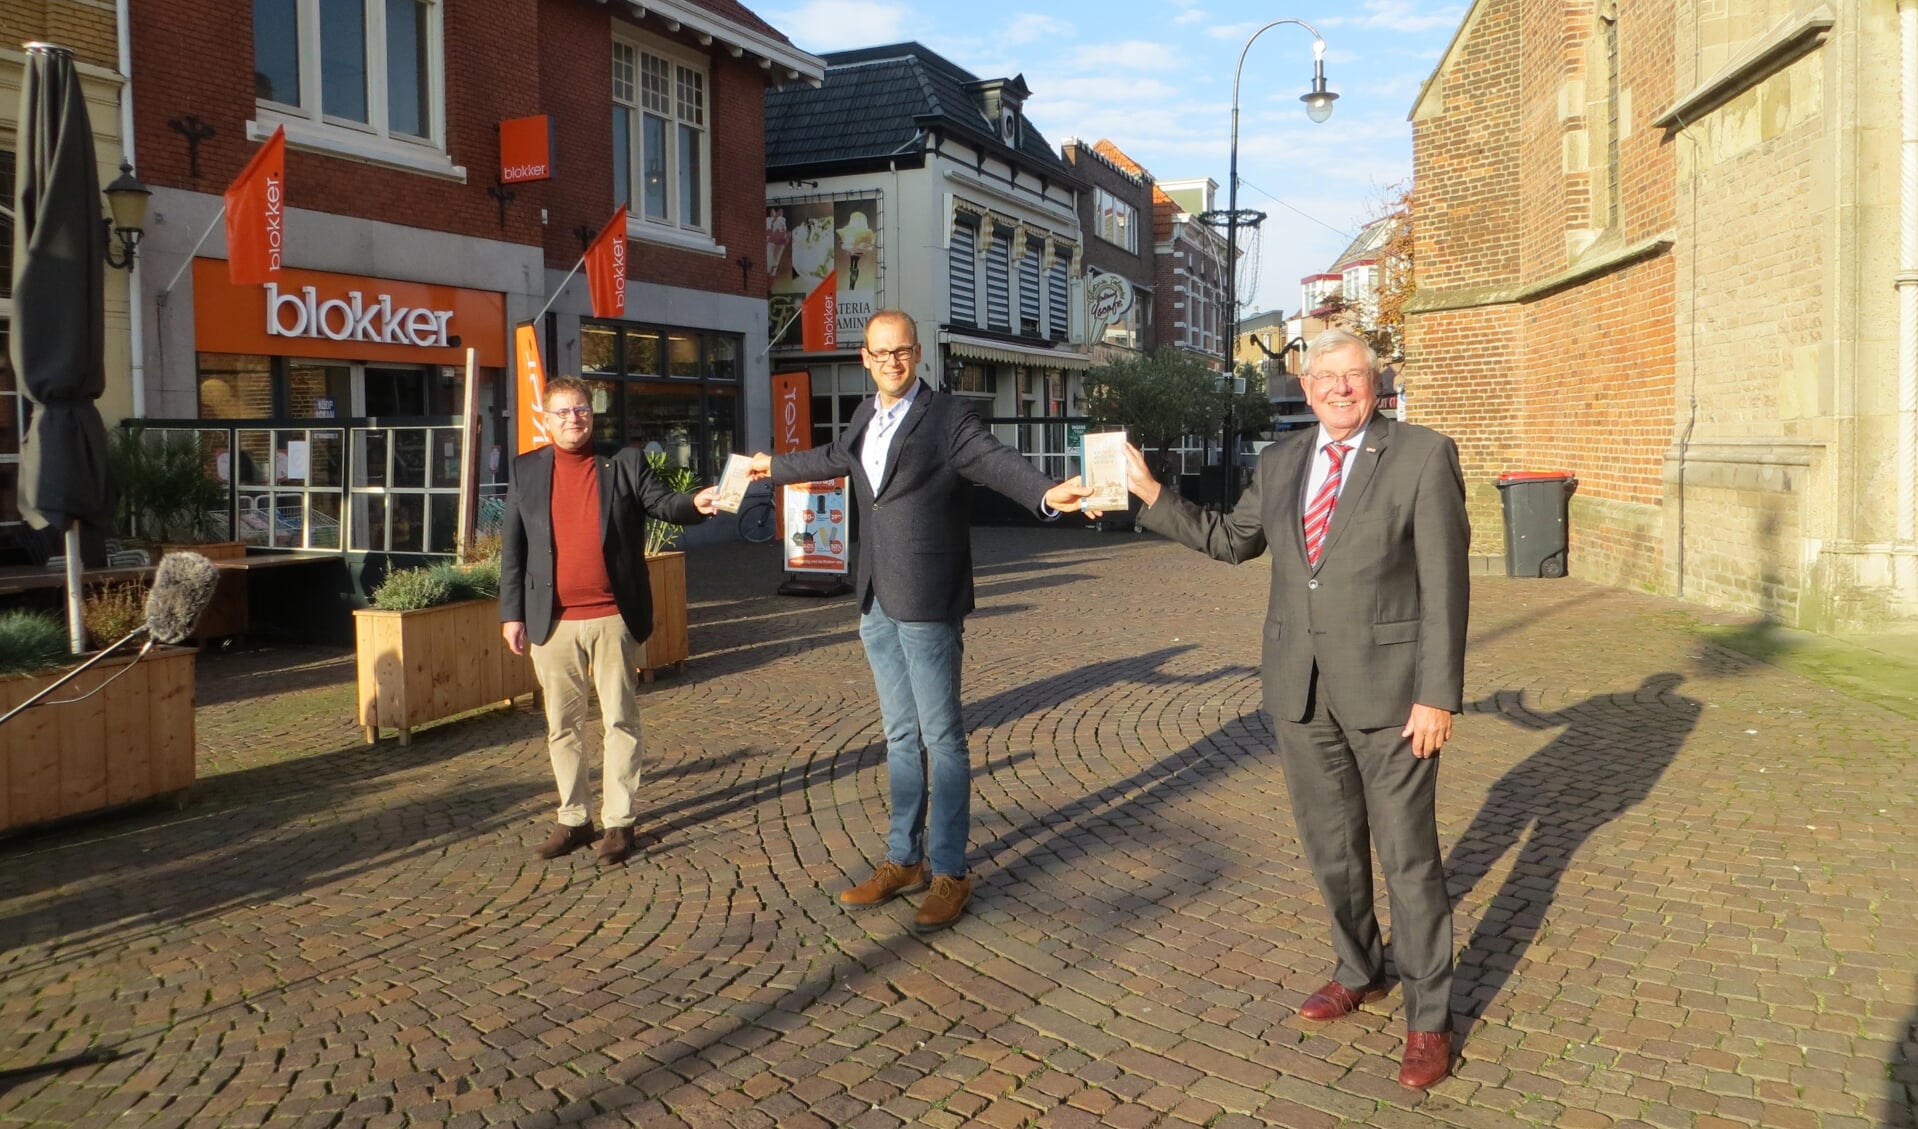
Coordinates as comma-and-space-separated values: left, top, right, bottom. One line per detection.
644, 450, 701, 557
0, 611, 70, 676
110, 428, 227, 543
369, 558, 502, 611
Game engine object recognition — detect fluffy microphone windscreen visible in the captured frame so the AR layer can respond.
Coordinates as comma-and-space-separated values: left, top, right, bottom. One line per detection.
145, 552, 224, 645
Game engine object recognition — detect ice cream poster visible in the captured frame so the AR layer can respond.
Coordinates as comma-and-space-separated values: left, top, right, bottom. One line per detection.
781, 481, 850, 574
767, 198, 878, 349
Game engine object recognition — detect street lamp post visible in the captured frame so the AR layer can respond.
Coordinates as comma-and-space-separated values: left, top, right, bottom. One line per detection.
1202, 19, 1334, 503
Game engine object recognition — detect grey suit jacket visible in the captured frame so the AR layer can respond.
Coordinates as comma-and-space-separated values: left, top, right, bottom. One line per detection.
1139, 415, 1470, 731
772, 381, 1055, 622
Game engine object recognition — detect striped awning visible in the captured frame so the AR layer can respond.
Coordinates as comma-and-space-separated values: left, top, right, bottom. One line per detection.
942, 332, 1093, 370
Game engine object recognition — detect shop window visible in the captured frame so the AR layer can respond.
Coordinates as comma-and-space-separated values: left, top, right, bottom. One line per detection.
286, 362, 350, 418
579, 320, 742, 478
580, 323, 620, 374
364, 365, 429, 416
612, 33, 709, 238
252, 0, 447, 169
349, 424, 461, 554
198, 354, 276, 418
234, 427, 346, 548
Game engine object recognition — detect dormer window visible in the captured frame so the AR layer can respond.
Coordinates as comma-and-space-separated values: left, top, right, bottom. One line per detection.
999, 105, 1019, 147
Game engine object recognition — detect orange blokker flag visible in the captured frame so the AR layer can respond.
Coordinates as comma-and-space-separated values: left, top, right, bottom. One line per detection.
513, 323, 551, 455
800, 267, 838, 352
584, 205, 628, 319
224, 125, 287, 285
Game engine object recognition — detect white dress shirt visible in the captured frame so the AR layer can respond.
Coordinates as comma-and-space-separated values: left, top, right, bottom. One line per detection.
1304, 424, 1368, 505
861, 382, 919, 492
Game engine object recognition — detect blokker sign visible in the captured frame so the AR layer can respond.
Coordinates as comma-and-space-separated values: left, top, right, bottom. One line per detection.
265, 284, 456, 348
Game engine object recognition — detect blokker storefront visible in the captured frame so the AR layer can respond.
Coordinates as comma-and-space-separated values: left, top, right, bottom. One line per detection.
140, 255, 512, 559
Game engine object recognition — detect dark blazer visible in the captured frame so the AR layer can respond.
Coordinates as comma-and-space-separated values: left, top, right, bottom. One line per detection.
499, 445, 706, 647
1140, 414, 1470, 731
772, 381, 1055, 623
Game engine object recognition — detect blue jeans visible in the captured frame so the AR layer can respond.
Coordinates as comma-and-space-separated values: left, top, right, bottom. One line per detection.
858, 602, 969, 877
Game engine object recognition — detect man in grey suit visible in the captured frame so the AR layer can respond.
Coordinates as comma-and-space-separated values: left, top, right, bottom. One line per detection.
749, 310, 1091, 933
1109, 327, 1469, 1090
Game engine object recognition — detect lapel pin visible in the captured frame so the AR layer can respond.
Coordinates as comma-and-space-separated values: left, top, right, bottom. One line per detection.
1365, 447, 1377, 453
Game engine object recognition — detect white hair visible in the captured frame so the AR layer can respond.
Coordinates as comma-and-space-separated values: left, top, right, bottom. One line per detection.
1302, 328, 1379, 377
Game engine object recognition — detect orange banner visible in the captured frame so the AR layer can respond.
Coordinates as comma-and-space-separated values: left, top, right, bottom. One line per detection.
800, 267, 837, 352
224, 126, 287, 285
514, 323, 551, 454
770, 371, 812, 455
192, 259, 505, 367
585, 206, 628, 319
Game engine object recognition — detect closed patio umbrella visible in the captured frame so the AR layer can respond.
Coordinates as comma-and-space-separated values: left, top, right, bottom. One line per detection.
11, 42, 113, 653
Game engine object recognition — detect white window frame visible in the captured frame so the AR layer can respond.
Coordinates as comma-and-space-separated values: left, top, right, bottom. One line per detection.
249, 0, 458, 179
1093, 187, 1138, 253
614, 27, 718, 254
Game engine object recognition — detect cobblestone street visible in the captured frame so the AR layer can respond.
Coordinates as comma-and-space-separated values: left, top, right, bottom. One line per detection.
1, 526, 1913, 1128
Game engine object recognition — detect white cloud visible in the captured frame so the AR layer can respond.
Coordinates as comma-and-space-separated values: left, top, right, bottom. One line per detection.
763, 0, 911, 53
1318, 0, 1467, 34
1004, 13, 1075, 44
1062, 39, 1185, 72
1173, 7, 1207, 25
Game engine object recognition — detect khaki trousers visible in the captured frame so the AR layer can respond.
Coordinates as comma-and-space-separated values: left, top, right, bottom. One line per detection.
529, 613, 644, 829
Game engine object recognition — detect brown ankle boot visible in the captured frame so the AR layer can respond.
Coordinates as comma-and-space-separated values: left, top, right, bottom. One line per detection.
596, 825, 633, 866
912, 874, 972, 933
839, 860, 927, 907
536, 822, 595, 860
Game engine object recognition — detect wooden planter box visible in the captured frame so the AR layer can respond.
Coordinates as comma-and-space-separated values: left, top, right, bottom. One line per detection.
354, 597, 537, 746
0, 647, 197, 834
640, 550, 687, 681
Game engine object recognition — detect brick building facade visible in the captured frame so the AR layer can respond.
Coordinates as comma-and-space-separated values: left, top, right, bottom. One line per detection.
126, 0, 818, 559
1410, 0, 1916, 630
1062, 139, 1155, 362
1407, 0, 1678, 593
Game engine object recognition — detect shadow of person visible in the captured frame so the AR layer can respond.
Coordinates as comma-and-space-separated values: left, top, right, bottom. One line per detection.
1447, 672, 1700, 1032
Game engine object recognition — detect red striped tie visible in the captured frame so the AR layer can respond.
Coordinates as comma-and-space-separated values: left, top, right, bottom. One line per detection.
1303, 442, 1351, 565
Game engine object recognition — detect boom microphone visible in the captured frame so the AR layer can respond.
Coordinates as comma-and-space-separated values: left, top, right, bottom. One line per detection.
145, 552, 222, 645
0, 551, 226, 729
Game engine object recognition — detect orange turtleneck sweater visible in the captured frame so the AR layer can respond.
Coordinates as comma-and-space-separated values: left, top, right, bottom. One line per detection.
550, 444, 619, 622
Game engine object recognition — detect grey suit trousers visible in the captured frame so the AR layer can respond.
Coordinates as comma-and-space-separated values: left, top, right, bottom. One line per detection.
1279, 672, 1453, 1033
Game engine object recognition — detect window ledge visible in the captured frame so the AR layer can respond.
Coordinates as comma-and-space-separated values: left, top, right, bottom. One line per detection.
625, 217, 727, 258
248, 115, 467, 182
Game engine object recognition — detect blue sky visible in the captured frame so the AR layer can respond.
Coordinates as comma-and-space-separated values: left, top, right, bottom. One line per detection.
759, 0, 1467, 323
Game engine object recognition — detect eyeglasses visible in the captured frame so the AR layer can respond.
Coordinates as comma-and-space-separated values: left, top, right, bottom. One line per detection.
1305, 369, 1374, 386
865, 346, 918, 365
545, 405, 592, 420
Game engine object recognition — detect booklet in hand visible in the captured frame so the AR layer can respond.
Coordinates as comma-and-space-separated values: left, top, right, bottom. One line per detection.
1080, 430, 1130, 511
714, 453, 753, 513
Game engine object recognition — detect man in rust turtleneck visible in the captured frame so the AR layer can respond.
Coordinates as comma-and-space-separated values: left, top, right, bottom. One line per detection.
501, 377, 716, 865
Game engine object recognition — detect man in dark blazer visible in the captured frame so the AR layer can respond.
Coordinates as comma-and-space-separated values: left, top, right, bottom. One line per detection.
748, 310, 1091, 933
501, 376, 716, 866
1111, 327, 1470, 1090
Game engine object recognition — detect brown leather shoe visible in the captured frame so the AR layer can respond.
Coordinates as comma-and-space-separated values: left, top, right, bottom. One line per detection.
839, 860, 928, 907
911, 874, 971, 934
596, 825, 634, 867
1399, 1029, 1453, 1090
1297, 979, 1388, 1020
536, 822, 595, 860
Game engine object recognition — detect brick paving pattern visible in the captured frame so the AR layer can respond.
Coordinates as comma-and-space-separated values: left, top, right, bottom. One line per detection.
2, 526, 1914, 1128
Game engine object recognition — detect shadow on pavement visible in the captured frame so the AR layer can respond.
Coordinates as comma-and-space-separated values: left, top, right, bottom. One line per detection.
1890, 1002, 1917, 1129
690, 603, 1030, 680
1447, 672, 1699, 1033
0, 721, 545, 954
